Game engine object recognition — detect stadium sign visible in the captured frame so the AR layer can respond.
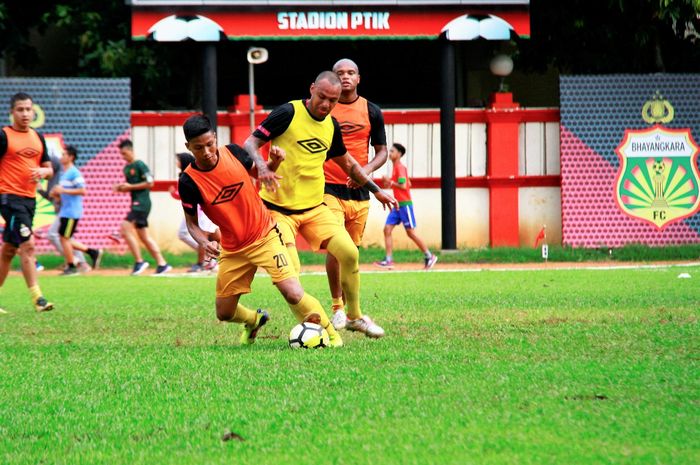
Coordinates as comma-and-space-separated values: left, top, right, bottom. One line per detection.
132, 9, 529, 40
615, 97, 700, 229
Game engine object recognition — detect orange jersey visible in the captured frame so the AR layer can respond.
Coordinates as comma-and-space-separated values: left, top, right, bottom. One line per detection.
324, 96, 386, 185
0, 127, 48, 198
181, 144, 274, 251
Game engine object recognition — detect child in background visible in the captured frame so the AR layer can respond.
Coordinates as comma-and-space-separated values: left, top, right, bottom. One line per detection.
169, 152, 219, 272
375, 143, 438, 270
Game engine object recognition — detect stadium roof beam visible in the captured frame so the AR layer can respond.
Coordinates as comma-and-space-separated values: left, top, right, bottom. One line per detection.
128, 0, 530, 250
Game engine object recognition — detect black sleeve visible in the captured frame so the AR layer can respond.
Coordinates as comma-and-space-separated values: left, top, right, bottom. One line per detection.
326, 117, 348, 160
252, 103, 295, 141
0, 128, 6, 158
367, 101, 387, 146
226, 143, 254, 171
37, 132, 50, 164
178, 172, 204, 217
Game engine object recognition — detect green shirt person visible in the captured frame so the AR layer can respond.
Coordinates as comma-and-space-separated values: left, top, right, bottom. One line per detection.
113, 139, 171, 276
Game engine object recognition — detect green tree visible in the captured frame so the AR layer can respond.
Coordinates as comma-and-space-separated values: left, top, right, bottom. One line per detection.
519, 0, 700, 73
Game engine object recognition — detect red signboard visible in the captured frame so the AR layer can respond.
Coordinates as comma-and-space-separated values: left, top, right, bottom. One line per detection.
132, 9, 530, 40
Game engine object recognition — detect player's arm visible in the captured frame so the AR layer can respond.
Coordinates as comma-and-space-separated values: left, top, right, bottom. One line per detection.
30, 160, 53, 183
363, 103, 389, 175
243, 103, 294, 190
180, 174, 219, 260
115, 164, 154, 192
332, 153, 398, 210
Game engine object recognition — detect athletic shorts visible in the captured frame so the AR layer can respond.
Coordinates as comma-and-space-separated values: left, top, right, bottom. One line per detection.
0, 194, 36, 246
126, 210, 149, 229
323, 194, 369, 246
58, 217, 79, 239
386, 203, 417, 229
270, 204, 346, 252
216, 225, 297, 298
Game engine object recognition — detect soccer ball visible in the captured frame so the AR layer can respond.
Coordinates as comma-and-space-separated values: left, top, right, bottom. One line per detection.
288, 322, 329, 349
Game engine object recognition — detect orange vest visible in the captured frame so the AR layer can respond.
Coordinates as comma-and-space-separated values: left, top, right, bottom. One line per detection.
0, 127, 45, 198
324, 96, 371, 184
184, 146, 274, 251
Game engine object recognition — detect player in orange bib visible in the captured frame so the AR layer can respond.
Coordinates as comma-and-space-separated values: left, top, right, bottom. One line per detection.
323, 58, 388, 330
179, 114, 342, 346
0, 92, 54, 313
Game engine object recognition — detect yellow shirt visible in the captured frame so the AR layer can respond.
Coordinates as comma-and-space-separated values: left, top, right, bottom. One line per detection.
260, 100, 337, 211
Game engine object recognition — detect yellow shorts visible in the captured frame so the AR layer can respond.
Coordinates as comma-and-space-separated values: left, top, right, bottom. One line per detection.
216, 226, 297, 298
270, 204, 347, 251
323, 194, 369, 246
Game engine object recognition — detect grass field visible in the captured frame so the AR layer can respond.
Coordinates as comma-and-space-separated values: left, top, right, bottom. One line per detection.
1, 265, 698, 464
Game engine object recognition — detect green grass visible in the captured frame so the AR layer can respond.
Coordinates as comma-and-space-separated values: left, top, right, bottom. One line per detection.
1, 266, 698, 464
26, 243, 700, 271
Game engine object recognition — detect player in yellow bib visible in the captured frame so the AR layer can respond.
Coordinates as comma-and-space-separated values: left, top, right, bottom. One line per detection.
243, 71, 397, 338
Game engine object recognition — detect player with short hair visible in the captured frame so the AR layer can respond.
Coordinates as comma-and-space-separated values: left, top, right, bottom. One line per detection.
49, 145, 103, 275
243, 71, 397, 338
0, 92, 54, 312
376, 143, 438, 270
179, 114, 343, 346
324, 58, 388, 330
113, 139, 171, 275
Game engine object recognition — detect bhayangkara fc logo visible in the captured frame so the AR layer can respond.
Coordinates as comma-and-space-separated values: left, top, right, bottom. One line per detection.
212, 182, 243, 205
615, 125, 700, 229
296, 138, 328, 154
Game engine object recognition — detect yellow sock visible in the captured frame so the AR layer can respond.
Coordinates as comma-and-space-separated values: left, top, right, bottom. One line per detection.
326, 234, 362, 320
28, 285, 42, 303
289, 293, 338, 339
331, 297, 344, 310
232, 303, 258, 327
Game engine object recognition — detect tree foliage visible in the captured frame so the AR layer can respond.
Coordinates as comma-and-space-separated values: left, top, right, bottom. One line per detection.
518, 0, 700, 73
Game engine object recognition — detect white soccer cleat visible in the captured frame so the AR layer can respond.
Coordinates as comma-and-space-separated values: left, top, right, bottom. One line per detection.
331, 308, 347, 330
346, 315, 385, 338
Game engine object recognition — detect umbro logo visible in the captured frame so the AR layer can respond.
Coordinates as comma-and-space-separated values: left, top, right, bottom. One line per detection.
212, 182, 243, 205
17, 147, 40, 158
297, 138, 328, 154
338, 121, 365, 135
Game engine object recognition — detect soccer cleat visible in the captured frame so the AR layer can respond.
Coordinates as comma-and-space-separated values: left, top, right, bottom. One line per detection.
77, 262, 92, 273
331, 307, 347, 330
187, 263, 204, 273
374, 259, 394, 269
203, 258, 218, 272
34, 297, 54, 313
106, 231, 121, 244
346, 315, 385, 338
60, 266, 79, 276
35, 262, 45, 272
131, 261, 149, 275
240, 309, 269, 345
155, 264, 172, 275
328, 331, 344, 348
424, 254, 438, 270
88, 249, 103, 270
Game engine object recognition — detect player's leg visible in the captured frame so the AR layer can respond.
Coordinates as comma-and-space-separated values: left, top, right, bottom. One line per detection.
376, 208, 400, 267
216, 248, 268, 344
252, 226, 342, 346
401, 204, 437, 269
4, 199, 53, 311
322, 194, 348, 327
134, 210, 169, 273
121, 217, 144, 265
58, 218, 78, 274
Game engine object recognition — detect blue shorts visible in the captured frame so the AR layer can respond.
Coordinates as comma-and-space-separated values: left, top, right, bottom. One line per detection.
385, 204, 417, 229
